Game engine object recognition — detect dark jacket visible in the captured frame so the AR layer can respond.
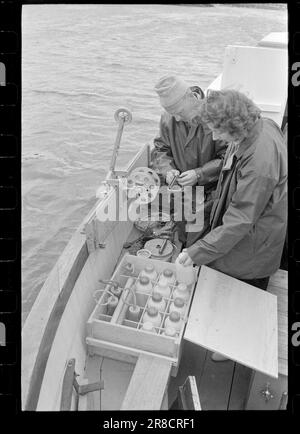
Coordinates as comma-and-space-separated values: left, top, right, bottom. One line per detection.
150, 89, 227, 245
187, 117, 287, 279
151, 111, 226, 194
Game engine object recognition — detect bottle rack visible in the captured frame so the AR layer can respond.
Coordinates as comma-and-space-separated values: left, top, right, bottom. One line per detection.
86, 253, 198, 374
120, 273, 190, 336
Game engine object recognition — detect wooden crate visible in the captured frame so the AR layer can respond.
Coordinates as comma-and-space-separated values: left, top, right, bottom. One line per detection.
86, 254, 198, 375
245, 270, 288, 410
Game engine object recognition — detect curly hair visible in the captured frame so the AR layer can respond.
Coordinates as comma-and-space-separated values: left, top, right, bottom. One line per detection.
199, 89, 261, 141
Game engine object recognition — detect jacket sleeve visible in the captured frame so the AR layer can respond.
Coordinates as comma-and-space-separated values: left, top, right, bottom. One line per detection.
187, 163, 276, 265
151, 114, 176, 177
194, 139, 227, 186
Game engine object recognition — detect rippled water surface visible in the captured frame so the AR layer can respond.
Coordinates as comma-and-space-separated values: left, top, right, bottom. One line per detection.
22, 4, 287, 323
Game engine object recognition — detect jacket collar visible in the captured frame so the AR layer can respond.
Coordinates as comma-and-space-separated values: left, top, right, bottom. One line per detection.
235, 117, 263, 160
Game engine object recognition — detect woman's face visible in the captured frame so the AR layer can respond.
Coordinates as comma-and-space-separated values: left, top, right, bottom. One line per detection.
207, 123, 236, 143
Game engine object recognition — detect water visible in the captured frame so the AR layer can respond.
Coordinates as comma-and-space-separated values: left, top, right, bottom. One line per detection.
22, 4, 287, 324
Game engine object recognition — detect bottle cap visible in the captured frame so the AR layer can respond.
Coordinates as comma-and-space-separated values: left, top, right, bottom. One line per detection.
129, 305, 140, 314
125, 262, 134, 272
111, 286, 121, 297
152, 292, 162, 302
139, 276, 150, 285
145, 265, 155, 273
174, 297, 184, 308
163, 269, 173, 278
169, 311, 180, 322
177, 283, 187, 291
147, 306, 158, 317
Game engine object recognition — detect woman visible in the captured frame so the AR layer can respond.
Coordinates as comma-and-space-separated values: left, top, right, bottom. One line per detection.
179, 89, 287, 361
179, 91, 287, 290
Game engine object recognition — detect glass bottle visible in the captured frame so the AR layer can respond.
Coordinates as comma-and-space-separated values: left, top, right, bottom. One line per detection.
164, 311, 183, 332
147, 292, 167, 313
140, 264, 158, 282
153, 282, 171, 299
172, 283, 189, 302
159, 268, 176, 286
169, 297, 186, 316
142, 306, 162, 328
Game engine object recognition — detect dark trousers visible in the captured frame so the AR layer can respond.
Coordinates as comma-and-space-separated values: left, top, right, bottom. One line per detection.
240, 276, 270, 291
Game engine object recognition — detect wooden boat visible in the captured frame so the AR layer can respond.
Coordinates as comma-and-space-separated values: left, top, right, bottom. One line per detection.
22, 32, 288, 411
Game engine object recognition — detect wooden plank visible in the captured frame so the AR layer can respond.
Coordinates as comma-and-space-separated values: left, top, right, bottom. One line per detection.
121, 354, 172, 410
267, 286, 287, 314
60, 359, 75, 411
86, 336, 177, 367
78, 378, 89, 411
178, 376, 201, 410
184, 266, 278, 378
90, 319, 178, 359
87, 341, 138, 365
279, 358, 288, 377
268, 269, 287, 290
22, 228, 88, 410
268, 272, 287, 377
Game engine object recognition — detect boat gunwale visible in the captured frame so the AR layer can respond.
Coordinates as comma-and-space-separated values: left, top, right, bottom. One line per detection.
22, 143, 150, 410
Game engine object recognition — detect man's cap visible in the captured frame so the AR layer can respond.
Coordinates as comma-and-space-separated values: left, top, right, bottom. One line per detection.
154, 75, 191, 111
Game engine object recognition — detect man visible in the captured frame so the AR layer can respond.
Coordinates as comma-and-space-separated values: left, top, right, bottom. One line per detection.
151, 75, 227, 246
178, 89, 287, 361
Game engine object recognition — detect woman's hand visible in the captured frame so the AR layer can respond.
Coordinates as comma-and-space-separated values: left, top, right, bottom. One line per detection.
178, 170, 198, 186
178, 249, 193, 266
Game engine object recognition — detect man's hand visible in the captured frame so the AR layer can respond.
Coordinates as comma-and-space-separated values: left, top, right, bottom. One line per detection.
166, 169, 180, 185
178, 170, 198, 186
178, 249, 193, 266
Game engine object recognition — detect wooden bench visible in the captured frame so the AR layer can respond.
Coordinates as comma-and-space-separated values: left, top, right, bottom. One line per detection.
121, 355, 172, 410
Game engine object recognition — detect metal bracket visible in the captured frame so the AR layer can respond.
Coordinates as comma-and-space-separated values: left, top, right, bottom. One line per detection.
73, 376, 104, 396
60, 358, 104, 411
261, 382, 274, 402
